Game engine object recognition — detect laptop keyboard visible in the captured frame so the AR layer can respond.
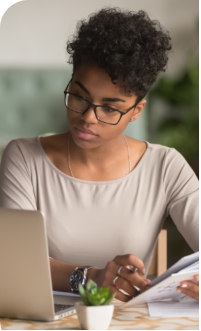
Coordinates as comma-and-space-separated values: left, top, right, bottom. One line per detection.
54, 303, 74, 313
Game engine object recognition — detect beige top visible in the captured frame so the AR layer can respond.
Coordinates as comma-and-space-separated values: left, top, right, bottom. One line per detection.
0, 136, 199, 274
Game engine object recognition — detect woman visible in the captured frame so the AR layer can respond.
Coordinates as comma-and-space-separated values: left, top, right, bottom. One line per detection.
0, 8, 199, 301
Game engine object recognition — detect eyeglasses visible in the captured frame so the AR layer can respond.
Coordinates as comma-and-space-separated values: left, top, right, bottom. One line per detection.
64, 80, 137, 125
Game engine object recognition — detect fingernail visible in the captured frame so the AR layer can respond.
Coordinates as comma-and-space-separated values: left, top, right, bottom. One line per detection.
145, 279, 151, 283
142, 268, 145, 276
177, 288, 181, 292
181, 284, 187, 288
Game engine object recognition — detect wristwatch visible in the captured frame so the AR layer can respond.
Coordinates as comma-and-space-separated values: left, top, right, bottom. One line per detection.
70, 266, 93, 293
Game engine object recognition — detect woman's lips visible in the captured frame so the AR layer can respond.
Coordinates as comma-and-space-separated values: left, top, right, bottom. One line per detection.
74, 127, 98, 140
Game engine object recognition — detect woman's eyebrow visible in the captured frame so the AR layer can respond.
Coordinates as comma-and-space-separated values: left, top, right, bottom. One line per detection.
75, 80, 126, 102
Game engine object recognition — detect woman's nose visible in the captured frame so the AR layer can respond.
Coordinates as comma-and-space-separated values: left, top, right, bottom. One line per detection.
81, 106, 99, 124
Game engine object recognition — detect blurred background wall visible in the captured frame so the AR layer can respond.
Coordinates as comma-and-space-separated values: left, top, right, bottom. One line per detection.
0, 0, 199, 267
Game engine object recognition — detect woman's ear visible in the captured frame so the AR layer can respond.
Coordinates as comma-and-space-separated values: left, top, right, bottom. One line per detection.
71, 69, 75, 81
131, 99, 146, 121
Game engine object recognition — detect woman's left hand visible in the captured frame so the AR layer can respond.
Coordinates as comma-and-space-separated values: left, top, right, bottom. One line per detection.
177, 274, 199, 300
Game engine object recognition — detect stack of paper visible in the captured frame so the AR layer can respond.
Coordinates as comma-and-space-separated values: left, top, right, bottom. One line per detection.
148, 297, 199, 317
177, 261, 199, 274
149, 252, 199, 286
121, 251, 199, 317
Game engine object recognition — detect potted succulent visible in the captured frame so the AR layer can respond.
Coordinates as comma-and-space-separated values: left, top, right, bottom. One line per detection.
75, 280, 115, 330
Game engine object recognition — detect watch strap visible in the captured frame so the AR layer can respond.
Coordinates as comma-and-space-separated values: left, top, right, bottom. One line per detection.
77, 266, 93, 283
70, 266, 94, 293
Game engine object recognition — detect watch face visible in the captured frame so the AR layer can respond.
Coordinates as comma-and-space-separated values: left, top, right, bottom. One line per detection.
70, 270, 83, 291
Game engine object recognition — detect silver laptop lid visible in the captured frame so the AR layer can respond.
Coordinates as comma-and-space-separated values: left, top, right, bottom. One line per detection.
0, 208, 55, 321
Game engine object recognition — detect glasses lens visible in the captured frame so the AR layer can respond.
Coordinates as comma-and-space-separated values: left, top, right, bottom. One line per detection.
65, 93, 121, 124
66, 93, 88, 113
97, 106, 121, 124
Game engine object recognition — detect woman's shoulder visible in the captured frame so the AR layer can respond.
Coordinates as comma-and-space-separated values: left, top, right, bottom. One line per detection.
2, 136, 39, 159
126, 135, 171, 163
39, 132, 69, 166
126, 136, 195, 176
0, 137, 38, 182
126, 135, 171, 152
1, 134, 57, 169
2, 132, 68, 158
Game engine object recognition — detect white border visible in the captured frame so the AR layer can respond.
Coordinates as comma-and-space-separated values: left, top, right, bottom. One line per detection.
0, 0, 25, 25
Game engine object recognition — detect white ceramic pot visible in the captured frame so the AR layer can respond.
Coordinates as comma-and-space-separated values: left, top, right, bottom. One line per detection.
75, 302, 114, 330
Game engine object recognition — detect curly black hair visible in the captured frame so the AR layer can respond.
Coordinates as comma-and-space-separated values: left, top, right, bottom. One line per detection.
66, 8, 172, 104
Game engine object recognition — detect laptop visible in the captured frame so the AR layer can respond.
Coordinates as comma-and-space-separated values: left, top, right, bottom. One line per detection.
0, 208, 82, 321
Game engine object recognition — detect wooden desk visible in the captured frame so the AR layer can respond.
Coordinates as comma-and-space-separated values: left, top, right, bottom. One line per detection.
0, 299, 199, 330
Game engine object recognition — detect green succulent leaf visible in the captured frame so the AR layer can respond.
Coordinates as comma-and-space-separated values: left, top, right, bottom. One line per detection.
86, 280, 97, 292
78, 283, 85, 296
98, 287, 110, 296
103, 293, 116, 306
91, 287, 98, 295
78, 284, 89, 305
80, 281, 115, 306
86, 292, 101, 306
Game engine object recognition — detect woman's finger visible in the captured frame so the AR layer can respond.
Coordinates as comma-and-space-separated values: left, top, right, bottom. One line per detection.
145, 279, 151, 284
180, 280, 199, 293
177, 286, 199, 300
109, 263, 148, 292
193, 274, 199, 282
113, 275, 137, 298
118, 266, 148, 290
114, 254, 145, 276
109, 285, 132, 302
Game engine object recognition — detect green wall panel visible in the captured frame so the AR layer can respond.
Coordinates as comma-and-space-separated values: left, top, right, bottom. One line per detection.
0, 69, 72, 142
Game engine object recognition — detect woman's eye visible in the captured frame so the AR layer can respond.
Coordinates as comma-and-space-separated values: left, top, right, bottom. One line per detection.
75, 95, 87, 102
102, 107, 117, 113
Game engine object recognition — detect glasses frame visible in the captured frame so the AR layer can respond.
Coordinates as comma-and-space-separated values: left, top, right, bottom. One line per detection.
64, 79, 137, 125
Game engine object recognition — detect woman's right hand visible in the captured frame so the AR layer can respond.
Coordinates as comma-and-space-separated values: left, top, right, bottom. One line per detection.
87, 254, 150, 302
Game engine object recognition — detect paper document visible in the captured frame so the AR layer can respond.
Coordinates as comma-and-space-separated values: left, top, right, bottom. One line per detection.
148, 297, 199, 317
122, 251, 199, 308
177, 261, 199, 274
150, 251, 199, 286
122, 270, 198, 307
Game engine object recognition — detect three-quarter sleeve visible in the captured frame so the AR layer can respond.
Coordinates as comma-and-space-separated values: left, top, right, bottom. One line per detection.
0, 140, 37, 210
163, 148, 199, 252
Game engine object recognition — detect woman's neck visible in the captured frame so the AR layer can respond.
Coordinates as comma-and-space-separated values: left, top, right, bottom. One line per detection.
69, 132, 128, 172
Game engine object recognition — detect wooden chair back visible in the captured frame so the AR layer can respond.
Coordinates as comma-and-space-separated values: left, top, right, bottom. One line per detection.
148, 229, 167, 277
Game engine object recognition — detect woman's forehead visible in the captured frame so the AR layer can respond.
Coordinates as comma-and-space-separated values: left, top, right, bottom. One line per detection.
72, 64, 136, 101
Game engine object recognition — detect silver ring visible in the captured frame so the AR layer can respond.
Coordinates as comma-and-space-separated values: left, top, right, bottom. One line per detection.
118, 266, 123, 276
113, 276, 119, 286
134, 285, 140, 291
129, 265, 138, 274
